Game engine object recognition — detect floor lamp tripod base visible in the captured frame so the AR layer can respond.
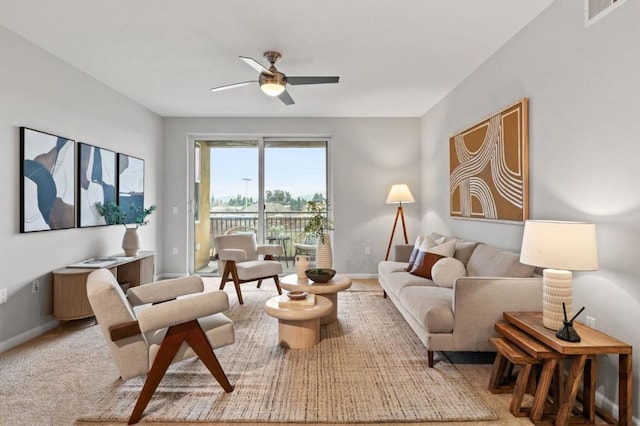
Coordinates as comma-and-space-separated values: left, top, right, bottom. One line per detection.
384, 205, 408, 261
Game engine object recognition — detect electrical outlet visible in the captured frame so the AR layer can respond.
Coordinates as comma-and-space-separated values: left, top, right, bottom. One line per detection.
585, 315, 597, 329
0, 288, 7, 304
172, 247, 178, 255
32, 280, 40, 294
172, 205, 178, 214
365, 246, 371, 255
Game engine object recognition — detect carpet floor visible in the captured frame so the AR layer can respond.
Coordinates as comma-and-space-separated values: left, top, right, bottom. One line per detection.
0, 278, 533, 425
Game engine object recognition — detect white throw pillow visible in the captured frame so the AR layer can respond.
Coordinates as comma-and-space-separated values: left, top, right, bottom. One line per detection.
431, 257, 467, 288
427, 239, 457, 257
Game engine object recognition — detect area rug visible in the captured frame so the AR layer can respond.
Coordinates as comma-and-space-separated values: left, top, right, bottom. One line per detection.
79, 283, 497, 423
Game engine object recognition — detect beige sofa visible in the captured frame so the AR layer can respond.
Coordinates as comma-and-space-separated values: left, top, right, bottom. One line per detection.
378, 233, 543, 367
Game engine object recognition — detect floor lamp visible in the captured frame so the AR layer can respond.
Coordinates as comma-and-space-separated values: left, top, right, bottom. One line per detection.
384, 184, 415, 260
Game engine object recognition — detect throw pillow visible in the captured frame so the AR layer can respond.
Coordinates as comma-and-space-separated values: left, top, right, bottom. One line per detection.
405, 235, 424, 271
453, 241, 480, 266
427, 239, 457, 257
432, 257, 467, 288
409, 252, 446, 279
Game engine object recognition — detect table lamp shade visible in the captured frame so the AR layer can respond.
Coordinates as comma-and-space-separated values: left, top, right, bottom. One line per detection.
386, 184, 415, 204
520, 221, 598, 271
520, 220, 598, 330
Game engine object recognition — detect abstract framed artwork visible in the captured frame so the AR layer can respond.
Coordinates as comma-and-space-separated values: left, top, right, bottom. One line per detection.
78, 143, 117, 227
20, 127, 76, 233
449, 98, 529, 222
117, 153, 145, 224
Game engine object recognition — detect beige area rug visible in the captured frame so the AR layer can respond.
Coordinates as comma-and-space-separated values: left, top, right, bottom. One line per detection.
79, 279, 497, 424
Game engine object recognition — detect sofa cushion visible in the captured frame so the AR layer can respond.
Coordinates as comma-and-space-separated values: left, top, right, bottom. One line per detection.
466, 243, 535, 278
453, 241, 480, 266
399, 286, 454, 333
432, 257, 467, 288
382, 271, 435, 298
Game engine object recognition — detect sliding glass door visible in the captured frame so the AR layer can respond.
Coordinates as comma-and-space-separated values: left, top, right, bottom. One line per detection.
193, 138, 329, 275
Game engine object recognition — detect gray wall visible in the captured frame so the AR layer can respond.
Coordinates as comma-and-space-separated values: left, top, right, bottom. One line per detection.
161, 117, 421, 277
0, 26, 163, 350
420, 1, 639, 419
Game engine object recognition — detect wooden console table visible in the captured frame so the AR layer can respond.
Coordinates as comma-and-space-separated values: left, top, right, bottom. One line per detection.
53, 251, 155, 320
500, 312, 632, 426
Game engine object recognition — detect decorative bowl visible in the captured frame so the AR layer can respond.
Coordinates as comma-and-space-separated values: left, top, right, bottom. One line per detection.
287, 291, 308, 300
305, 268, 336, 283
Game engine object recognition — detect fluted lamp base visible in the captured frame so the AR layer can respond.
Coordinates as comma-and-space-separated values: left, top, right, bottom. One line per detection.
542, 269, 573, 330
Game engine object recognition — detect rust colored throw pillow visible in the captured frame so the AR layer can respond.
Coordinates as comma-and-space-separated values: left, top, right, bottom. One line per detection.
409, 252, 446, 279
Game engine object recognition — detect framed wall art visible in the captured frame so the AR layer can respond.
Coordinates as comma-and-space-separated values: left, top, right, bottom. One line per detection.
449, 98, 529, 222
78, 143, 117, 227
117, 153, 145, 224
20, 127, 76, 232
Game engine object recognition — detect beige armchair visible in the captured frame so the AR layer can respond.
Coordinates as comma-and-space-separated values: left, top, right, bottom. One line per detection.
86, 269, 235, 424
214, 233, 283, 304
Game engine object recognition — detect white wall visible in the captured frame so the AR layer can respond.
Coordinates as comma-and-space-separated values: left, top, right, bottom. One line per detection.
161, 117, 420, 276
421, 0, 639, 419
0, 26, 163, 350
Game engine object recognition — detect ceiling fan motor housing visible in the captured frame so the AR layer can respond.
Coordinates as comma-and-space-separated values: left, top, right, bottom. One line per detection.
259, 69, 287, 89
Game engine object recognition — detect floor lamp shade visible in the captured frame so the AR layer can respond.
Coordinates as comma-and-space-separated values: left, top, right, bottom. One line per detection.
384, 184, 415, 261
519, 220, 598, 330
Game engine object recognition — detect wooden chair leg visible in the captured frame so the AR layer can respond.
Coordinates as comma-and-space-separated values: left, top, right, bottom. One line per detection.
219, 262, 232, 291
128, 322, 193, 424
383, 290, 387, 298
228, 262, 244, 305
128, 320, 234, 424
256, 279, 263, 288
183, 321, 233, 393
273, 275, 282, 295
427, 350, 434, 368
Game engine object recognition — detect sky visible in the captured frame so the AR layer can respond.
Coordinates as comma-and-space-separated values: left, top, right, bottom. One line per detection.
209, 145, 326, 201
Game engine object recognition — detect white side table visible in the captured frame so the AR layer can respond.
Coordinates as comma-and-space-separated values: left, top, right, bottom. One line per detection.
264, 295, 333, 349
280, 274, 352, 324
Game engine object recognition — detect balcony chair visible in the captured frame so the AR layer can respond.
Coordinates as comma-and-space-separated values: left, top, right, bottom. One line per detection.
294, 233, 318, 263
214, 233, 283, 305
86, 269, 235, 424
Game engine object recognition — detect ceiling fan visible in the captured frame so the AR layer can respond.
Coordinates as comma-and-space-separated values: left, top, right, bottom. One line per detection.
210, 51, 339, 105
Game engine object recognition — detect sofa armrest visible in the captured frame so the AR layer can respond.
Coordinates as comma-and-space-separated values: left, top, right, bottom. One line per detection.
451, 277, 543, 351
394, 244, 414, 262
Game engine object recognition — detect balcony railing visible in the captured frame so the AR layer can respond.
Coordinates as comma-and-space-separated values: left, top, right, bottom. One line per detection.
209, 211, 321, 259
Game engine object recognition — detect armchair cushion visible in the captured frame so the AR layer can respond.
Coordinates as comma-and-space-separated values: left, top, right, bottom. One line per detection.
127, 275, 204, 306
235, 260, 282, 280
257, 244, 283, 257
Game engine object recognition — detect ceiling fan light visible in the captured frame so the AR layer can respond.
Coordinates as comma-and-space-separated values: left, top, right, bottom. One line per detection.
261, 82, 285, 96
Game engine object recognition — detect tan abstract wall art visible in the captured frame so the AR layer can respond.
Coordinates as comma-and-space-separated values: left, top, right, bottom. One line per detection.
449, 98, 528, 222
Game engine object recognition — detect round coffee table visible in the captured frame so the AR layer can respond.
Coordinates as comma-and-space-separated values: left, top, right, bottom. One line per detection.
280, 274, 352, 325
264, 295, 333, 349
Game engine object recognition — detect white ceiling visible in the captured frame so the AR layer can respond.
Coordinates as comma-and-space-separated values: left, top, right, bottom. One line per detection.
0, 0, 554, 118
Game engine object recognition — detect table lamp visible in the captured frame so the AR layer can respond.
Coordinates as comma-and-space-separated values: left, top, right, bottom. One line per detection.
384, 184, 415, 261
519, 220, 598, 330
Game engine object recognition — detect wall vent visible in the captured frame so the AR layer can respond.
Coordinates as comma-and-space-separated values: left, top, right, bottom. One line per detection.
585, 0, 626, 27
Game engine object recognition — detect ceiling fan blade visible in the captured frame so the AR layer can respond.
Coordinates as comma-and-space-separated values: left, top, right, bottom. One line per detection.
278, 90, 295, 105
239, 56, 274, 76
286, 76, 339, 85
210, 80, 257, 92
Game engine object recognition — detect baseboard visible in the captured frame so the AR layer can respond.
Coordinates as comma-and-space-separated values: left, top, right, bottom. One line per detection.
346, 273, 378, 280
595, 391, 639, 425
0, 317, 59, 353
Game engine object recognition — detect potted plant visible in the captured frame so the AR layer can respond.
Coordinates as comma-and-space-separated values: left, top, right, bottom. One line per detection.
303, 199, 334, 269
95, 202, 157, 256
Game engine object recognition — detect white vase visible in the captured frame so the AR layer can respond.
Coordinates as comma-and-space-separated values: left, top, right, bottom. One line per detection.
122, 227, 141, 256
316, 233, 333, 269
